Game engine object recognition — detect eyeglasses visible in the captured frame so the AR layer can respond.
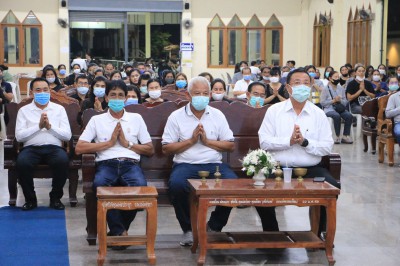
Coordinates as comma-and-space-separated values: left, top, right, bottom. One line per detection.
77, 82, 89, 86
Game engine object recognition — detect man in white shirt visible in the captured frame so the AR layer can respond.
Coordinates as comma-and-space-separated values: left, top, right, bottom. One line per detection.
16, 78, 72, 211
162, 76, 237, 246
71, 54, 87, 71
257, 69, 340, 237
233, 67, 253, 99
76, 80, 154, 242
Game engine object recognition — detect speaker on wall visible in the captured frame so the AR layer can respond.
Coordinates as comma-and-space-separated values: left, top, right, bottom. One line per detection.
184, 3, 190, 10
327, 0, 334, 3
61, 0, 66, 7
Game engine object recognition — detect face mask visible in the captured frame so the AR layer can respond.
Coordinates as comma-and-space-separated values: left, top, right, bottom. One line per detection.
125, 98, 139, 106
139, 70, 145, 74
262, 76, 270, 81
331, 79, 340, 85
269, 77, 279, 83
389, 84, 399, 91
59, 69, 66, 75
46, 77, 55, 84
290, 84, 311, 103
372, 75, 381, 82
378, 69, 386, 75
212, 92, 225, 101
243, 75, 252, 81
165, 78, 174, 84
176, 80, 187, 88
249, 96, 262, 107
325, 72, 330, 78
342, 73, 348, 77
108, 99, 125, 112
149, 90, 161, 99
73, 69, 81, 74
34, 92, 50, 106
240, 67, 244, 71
93, 87, 105, 97
140, 86, 148, 94
191, 96, 209, 111
281, 72, 289, 78
121, 72, 127, 78
356, 76, 365, 82
77, 86, 89, 95
308, 72, 316, 78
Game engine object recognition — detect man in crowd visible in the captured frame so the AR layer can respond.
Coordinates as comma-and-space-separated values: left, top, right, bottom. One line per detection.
246, 81, 267, 108
232, 61, 258, 85
162, 76, 237, 246
76, 80, 153, 246
257, 69, 340, 237
385, 78, 400, 146
233, 67, 253, 100
16, 78, 72, 210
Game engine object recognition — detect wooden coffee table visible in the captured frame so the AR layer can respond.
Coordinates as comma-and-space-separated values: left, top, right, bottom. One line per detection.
188, 179, 340, 266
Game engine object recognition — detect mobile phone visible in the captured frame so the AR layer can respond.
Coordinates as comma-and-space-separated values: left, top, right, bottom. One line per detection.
313, 177, 325, 182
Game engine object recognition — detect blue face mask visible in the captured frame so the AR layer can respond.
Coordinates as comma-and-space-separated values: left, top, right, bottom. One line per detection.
243, 75, 252, 81
325, 72, 330, 78
191, 96, 209, 111
77, 86, 89, 95
93, 87, 105, 97
125, 98, 139, 106
108, 99, 125, 112
308, 72, 316, 78
59, 69, 66, 75
140, 86, 148, 94
249, 96, 262, 107
176, 80, 187, 88
389, 84, 399, 91
34, 92, 50, 106
290, 84, 311, 103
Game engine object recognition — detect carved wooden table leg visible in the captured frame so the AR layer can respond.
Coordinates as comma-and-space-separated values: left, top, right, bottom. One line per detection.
325, 199, 337, 266
309, 205, 320, 236
197, 198, 208, 266
146, 198, 157, 265
97, 200, 107, 266
190, 191, 199, 253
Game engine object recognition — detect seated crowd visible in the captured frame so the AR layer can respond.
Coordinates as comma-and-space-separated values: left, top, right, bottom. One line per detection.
4, 58, 400, 250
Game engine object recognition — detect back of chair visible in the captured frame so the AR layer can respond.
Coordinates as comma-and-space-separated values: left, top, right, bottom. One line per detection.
8, 82, 21, 103
377, 95, 390, 122
362, 98, 378, 118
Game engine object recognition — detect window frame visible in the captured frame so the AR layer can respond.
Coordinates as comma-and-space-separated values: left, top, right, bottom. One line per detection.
265, 14, 283, 67
246, 15, 265, 64
312, 12, 331, 67
227, 14, 246, 67
207, 14, 227, 68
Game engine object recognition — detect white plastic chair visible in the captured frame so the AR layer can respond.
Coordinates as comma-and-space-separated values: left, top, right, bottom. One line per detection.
8, 82, 21, 103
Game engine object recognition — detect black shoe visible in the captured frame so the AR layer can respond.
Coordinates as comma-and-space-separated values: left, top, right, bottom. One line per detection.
22, 202, 37, 211
49, 199, 65, 210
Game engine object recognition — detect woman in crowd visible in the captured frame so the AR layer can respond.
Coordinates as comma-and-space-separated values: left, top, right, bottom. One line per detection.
365, 65, 374, 81
161, 70, 175, 88
264, 67, 288, 104
109, 71, 122, 80
143, 79, 167, 106
339, 65, 350, 86
320, 71, 353, 144
57, 64, 67, 85
42, 68, 64, 92
175, 73, 188, 91
306, 65, 324, 108
94, 68, 104, 78
321, 66, 334, 87
371, 69, 389, 97
127, 69, 141, 87
346, 65, 375, 114
377, 64, 389, 82
125, 85, 142, 106
81, 76, 108, 112
387, 77, 400, 94
210, 78, 231, 103
138, 74, 151, 96
259, 66, 271, 86
64, 63, 83, 86
198, 72, 214, 83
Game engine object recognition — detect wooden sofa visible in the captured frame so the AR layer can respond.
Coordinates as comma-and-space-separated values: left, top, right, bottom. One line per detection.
377, 94, 397, 166
81, 101, 342, 245
4, 92, 82, 207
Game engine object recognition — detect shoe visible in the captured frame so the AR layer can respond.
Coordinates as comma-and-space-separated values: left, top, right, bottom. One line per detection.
22, 202, 37, 211
352, 116, 357, 127
341, 136, 353, 144
334, 138, 340, 144
206, 222, 218, 232
179, 231, 193, 246
49, 199, 65, 210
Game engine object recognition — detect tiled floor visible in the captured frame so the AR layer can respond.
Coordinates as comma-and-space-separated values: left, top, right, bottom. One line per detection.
1, 136, 399, 265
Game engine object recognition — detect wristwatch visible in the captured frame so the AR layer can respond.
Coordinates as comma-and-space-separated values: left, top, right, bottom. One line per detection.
127, 141, 134, 149
301, 138, 309, 147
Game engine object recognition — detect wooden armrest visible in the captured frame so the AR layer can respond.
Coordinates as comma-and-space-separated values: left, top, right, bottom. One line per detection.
82, 153, 96, 193
377, 119, 393, 136
362, 116, 377, 130
4, 137, 19, 168
321, 153, 341, 183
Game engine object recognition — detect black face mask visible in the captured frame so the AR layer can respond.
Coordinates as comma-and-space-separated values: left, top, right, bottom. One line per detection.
342, 73, 348, 78
165, 78, 174, 84
332, 79, 340, 85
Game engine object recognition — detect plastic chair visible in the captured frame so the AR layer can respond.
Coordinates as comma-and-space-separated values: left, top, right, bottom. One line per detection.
8, 82, 21, 103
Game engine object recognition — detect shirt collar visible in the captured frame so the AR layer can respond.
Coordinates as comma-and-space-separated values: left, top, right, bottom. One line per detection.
283, 99, 312, 115
29, 100, 53, 111
106, 109, 128, 122
185, 102, 210, 117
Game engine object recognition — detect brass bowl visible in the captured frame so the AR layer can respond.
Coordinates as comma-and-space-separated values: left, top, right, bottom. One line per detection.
293, 168, 307, 181
198, 171, 210, 178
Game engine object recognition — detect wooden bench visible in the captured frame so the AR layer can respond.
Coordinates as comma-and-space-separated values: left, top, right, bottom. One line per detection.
377, 95, 397, 166
361, 98, 379, 154
81, 101, 341, 245
4, 92, 82, 207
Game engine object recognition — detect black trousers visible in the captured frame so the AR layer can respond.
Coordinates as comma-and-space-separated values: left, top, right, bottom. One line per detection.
16, 145, 69, 203
256, 165, 340, 233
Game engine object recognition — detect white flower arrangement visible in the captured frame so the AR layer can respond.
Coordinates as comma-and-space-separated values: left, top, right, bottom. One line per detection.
241, 149, 276, 176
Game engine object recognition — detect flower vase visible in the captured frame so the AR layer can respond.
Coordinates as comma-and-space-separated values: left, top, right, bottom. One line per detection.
253, 171, 266, 186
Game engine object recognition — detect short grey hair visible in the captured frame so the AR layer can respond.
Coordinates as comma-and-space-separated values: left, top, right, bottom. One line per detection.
188, 76, 211, 94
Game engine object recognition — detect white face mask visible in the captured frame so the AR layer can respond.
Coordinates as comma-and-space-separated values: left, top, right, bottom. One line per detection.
212, 92, 225, 101
269, 77, 280, 83
356, 76, 365, 82
149, 90, 161, 99
372, 75, 381, 82
281, 72, 289, 78
378, 69, 386, 75
73, 69, 81, 74
46, 77, 56, 84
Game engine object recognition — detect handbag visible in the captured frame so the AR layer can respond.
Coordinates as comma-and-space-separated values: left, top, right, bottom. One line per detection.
328, 87, 346, 113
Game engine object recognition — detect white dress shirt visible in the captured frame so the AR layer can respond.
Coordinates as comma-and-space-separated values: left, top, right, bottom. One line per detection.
15, 101, 72, 147
258, 99, 333, 167
233, 79, 253, 99
162, 103, 234, 164
79, 110, 151, 162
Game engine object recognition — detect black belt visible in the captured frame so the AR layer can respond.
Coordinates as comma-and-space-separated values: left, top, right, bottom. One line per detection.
106, 158, 139, 164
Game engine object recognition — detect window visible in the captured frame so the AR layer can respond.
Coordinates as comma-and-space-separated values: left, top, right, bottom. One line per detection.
207, 14, 283, 68
0, 10, 42, 66
313, 12, 331, 67
347, 6, 372, 66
